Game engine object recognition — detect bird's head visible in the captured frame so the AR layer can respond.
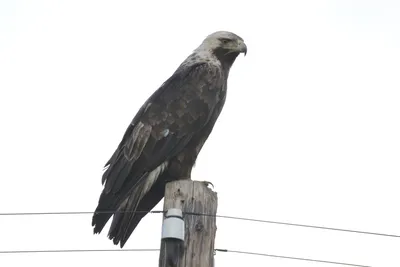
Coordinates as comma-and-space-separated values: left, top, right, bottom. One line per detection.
196, 31, 247, 66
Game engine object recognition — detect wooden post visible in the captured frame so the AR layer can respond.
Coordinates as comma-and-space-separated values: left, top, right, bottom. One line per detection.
159, 180, 218, 267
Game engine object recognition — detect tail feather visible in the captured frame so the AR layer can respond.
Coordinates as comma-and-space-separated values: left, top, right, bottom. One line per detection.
108, 177, 167, 247
92, 161, 169, 247
92, 191, 121, 234
91, 170, 153, 234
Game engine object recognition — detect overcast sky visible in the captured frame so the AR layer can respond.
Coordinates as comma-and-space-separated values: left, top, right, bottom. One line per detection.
1, 1, 400, 266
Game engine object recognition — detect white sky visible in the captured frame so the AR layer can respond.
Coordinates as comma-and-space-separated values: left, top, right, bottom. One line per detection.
1, 0, 400, 266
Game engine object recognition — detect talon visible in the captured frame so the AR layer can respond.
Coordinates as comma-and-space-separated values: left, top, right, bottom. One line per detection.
201, 181, 214, 188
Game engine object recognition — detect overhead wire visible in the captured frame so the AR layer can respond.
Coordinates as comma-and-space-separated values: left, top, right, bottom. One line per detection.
0, 210, 383, 266
1, 210, 399, 239
0, 210, 164, 216
0, 248, 159, 254
0, 248, 371, 267
198, 213, 400, 238
215, 249, 372, 267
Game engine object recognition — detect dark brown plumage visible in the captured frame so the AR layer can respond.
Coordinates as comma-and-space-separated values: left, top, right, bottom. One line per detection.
92, 31, 247, 247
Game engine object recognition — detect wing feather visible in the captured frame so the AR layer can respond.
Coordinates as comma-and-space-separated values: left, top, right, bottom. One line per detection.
93, 62, 225, 233
103, 62, 223, 193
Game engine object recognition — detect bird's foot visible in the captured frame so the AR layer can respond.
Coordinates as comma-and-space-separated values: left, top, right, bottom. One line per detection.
200, 180, 214, 189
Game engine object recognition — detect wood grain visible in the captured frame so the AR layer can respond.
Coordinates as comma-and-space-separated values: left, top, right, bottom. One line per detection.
159, 180, 218, 267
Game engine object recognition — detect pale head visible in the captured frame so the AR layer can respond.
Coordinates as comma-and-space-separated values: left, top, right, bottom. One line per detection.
196, 31, 247, 62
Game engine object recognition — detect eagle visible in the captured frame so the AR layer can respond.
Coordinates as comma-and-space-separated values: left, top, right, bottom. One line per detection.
92, 31, 247, 247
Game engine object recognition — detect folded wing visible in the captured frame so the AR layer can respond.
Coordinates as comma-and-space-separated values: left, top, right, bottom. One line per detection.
92, 62, 224, 239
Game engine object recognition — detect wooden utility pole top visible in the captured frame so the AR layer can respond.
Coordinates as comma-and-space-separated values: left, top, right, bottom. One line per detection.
159, 180, 218, 267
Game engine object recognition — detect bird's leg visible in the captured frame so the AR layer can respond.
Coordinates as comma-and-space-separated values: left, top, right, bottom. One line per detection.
177, 176, 191, 181
164, 176, 191, 184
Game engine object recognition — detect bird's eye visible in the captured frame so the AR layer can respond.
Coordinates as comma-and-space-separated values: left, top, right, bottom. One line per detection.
220, 38, 230, 44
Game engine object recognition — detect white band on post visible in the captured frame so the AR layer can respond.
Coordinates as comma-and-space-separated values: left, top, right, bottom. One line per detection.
161, 208, 184, 241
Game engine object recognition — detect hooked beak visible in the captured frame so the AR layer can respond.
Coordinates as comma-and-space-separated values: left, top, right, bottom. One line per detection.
238, 41, 247, 56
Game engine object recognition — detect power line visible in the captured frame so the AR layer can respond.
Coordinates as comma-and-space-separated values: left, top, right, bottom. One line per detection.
1, 210, 399, 239
0, 210, 164, 216
0, 248, 159, 254
0, 248, 371, 267
209, 214, 400, 239
215, 249, 372, 267
190, 212, 400, 239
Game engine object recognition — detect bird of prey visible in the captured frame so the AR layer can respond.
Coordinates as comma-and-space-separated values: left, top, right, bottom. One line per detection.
92, 31, 247, 247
